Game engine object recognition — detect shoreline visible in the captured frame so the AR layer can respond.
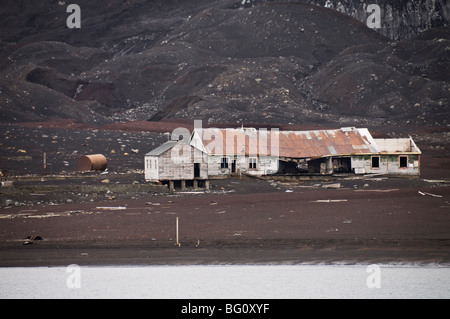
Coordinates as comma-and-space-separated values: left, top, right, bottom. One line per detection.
1, 237, 449, 267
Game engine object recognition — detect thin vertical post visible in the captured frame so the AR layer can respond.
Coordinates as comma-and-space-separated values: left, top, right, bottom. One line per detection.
176, 217, 180, 247
43, 152, 47, 176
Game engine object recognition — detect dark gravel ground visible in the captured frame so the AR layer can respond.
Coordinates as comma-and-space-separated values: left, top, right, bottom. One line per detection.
0, 122, 449, 266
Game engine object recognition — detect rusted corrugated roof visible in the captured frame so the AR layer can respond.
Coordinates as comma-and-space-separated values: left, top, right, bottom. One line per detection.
192, 127, 379, 158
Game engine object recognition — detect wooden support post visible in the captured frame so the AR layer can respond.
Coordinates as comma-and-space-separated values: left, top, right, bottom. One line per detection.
193, 180, 198, 190
326, 157, 333, 175
181, 180, 186, 190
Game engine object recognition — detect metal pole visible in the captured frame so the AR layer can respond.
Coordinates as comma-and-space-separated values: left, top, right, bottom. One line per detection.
43, 152, 47, 176
176, 217, 180, 247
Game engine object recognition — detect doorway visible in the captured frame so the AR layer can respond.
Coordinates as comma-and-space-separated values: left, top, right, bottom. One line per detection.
194, 163, 200, 178
333, 157, 352, 173
231, 159, 236, 174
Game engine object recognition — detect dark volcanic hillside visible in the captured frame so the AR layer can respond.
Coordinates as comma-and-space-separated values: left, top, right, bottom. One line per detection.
237, 0, 450, 40
0, 0, 448, 127
304, 25, 450, 127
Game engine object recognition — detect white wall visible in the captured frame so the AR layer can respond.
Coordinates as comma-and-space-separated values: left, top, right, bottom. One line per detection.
207, 155, 279, 177
144, 155, 159, 181
145, 145, 208, 182
351, 154, 420, 175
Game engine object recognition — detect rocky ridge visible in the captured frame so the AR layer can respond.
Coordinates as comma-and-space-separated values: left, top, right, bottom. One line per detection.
0, 0, 448, 128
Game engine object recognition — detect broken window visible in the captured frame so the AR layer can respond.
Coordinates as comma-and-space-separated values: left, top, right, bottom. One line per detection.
371, 156, 380, 168
249, 157, 257, 169
221, 157, 229, 169
399, 156, 408, 168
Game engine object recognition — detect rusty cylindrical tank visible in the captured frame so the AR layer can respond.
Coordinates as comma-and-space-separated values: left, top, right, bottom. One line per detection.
77, 154, 107, 172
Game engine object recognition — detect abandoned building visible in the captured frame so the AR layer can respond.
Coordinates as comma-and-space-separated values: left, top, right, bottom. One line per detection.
144, 140, 209, 190
144, 127, 421, 187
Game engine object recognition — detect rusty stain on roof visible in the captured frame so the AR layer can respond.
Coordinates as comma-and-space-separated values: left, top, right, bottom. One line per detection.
194, 127, 379, 158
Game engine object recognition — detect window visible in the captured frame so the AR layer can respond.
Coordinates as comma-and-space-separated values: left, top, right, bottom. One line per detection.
371, 156, 380, 169
221, 157, 229, 169
249, 158, 257, 169
399, 156, 408, 168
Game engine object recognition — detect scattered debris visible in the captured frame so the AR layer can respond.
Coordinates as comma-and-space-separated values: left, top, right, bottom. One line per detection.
418, 191, 443, 198
5, 199, 16, 206
27, 213, 62, 218
355, 189, 399, 192
423, 179, 449, 184
311, 199, 348, 203
0, 181, 13, 187
365, 177, 388, 182
178, 191, 205, 194
23, 235, 43, 245
322, 183, 341, 189
95, 206, 127, 210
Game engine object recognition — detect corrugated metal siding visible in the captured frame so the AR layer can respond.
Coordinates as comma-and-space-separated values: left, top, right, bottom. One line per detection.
192, 127, 378, 159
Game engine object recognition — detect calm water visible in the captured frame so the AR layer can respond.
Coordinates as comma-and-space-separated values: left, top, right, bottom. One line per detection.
1, 264, 449, 299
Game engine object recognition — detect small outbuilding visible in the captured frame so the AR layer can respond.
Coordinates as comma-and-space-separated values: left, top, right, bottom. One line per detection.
144, 140, 208, 190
